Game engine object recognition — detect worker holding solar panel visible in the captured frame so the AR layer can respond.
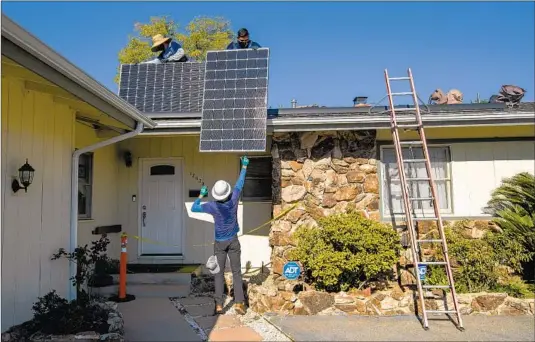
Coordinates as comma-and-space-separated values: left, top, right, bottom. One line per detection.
192, 156, 250, 315
140, 34, 189, 64
226, 28, 261, 50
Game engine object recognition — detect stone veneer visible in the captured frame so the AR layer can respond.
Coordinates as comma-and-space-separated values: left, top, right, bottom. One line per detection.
269, 130, 379, 276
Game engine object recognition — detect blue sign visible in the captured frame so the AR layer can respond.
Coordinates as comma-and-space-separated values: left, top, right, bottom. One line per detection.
283, 261, 301, 280
418, 264, 427, 281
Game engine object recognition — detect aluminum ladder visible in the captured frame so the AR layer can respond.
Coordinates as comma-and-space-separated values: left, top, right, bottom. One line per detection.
384, 68, 464, 331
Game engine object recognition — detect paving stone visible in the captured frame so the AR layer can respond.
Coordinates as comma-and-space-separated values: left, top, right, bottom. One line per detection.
212, 315, 243, 330
195, 315, 219, 331
180, 297, 215, 306
186, 304, 216, 317
208, 326, 263, 341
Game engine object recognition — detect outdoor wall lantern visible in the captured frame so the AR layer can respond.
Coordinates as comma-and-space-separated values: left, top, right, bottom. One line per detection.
12, 159, 35, 193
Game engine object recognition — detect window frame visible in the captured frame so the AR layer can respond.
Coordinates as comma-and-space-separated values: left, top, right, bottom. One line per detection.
379, 144, 453, 219
240, 156, 272, 202
78, 152, 94, 220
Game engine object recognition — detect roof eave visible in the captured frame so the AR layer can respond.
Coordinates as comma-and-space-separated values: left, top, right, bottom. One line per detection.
1, 14, 156, 129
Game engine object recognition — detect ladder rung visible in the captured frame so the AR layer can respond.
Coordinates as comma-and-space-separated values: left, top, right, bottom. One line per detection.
419, 261, 447, 265
391, 177, 431, 181
409, 197, 434, 201
412, 217, 438, 221
422, 285, 451, 289
417, 239, 443, 243
404, 159, 426, 163
391, 92, 413, 96
399, 141, 423, 146
391, 107, 415, 111
426, 310, 457, 314
389, 77, 411, 81
396, 124, 420, 129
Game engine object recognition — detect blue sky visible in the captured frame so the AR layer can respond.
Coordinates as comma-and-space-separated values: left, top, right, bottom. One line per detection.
2, 1, 534, 107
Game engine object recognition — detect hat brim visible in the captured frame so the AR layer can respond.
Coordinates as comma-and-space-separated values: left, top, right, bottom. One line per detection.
212, 183, 232, 201
151, 37, 172, 52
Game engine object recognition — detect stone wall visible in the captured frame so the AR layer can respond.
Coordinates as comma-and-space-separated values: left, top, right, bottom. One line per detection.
269, 130, 379, 276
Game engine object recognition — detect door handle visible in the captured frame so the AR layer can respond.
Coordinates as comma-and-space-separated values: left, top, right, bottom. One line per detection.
142, 205, 147, 227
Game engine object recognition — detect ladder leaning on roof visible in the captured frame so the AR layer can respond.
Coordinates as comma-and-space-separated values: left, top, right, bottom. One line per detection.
383, 68, 464, 331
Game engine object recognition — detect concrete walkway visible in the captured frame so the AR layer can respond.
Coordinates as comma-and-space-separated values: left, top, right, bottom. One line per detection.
119, 297, 202, 342
265, 314, 535, 341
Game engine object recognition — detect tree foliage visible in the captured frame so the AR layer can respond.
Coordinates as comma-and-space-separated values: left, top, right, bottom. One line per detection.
486, 172, 535, 255
289, 211, 401, 292
115, 15, 233, 83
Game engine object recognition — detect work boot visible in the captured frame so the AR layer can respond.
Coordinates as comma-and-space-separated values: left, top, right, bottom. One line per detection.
234, 302, 246, 315
215, 304, 224, 315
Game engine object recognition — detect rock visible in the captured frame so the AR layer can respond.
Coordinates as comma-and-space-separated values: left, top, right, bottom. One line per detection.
286, 209, 305, 223
289, 161, 303, 172
359, 164, 377, 174
269, 231, 294, 247
281, 161, 292, 169
282, 185, 307, 203
281, 169, 294, 178
271, 221, 291, 233
311, 137, 335, 159
2, 333, 11, 342
500, 298, 531, 315
355, 194, 376, 210
335, 304, 358, 313
332, 139, 343, 159
460, 306, 474, 315
302, 160, 315, 179
364, 176, 379, 194
107, 316, 123, 334
300, 132, 319, 150
346, 171, 366, 183
530, 302, 534, 314
75, 332, 100, 340
99, 333, 124, 341
472, 293, 507, 312
391, 285, 405, 301
331, 159, 350, 173
298, 291, 335, 315
272, 257, 286, 275
379, 296, 398, 310
335, 293, 355, 305
334, 186, 358, 201
315, 157, 332, 170
309, 169, 326, 183
369, 159, 377, 165
322, 193, 337, 208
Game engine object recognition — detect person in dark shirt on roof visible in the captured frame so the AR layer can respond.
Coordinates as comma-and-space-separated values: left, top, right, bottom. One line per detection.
226, 28, 261, 50
141, 34, 188, 64
191, 156, 249, 315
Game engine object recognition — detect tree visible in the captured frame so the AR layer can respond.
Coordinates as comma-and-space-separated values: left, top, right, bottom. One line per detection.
115, 15, 233, 83
486, 172, 535, 258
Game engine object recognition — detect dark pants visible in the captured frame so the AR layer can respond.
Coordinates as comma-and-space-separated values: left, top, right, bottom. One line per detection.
214, 236, 244, 306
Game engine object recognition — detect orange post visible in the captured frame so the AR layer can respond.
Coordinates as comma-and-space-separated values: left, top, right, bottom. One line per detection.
119, 232, 128, 299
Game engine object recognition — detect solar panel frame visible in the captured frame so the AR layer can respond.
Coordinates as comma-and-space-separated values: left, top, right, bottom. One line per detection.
118, 62, 206, 114
199, 48, 270, 153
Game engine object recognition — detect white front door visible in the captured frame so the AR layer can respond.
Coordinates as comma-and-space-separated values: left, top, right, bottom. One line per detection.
139, 158, 183, 255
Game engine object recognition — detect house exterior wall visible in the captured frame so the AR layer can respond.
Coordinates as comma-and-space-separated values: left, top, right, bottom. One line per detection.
1, 76, 74, 331
115, 135, 272, 269
75, 123, 123, 259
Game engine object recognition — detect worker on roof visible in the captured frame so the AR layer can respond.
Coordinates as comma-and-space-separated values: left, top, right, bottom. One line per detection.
141, 34, 188, 64
226, 28, 261, 50
191, 156, 250, 316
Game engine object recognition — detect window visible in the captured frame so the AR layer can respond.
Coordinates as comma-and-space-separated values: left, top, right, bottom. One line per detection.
78, 152, 93, 219
381, 146, 452, 217
242, 157, 272, 201
150, 165, 175, 176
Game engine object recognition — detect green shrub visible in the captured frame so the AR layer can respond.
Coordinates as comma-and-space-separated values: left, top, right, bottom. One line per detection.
288, 211, 401, 292
426, 221, 531, 296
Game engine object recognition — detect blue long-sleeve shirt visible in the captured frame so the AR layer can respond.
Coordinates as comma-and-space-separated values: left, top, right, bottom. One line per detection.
226, 41, 261, 50
191, 167, 247, 241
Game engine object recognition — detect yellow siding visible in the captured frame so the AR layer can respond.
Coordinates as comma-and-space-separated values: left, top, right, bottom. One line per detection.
116, 136, 272, 267
75, 123, 122, 259
1, 76, 74, 331
376, 125, 535, 141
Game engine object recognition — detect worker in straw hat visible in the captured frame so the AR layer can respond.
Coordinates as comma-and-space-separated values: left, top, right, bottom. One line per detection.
192, 156, 250, 315
140, 34, 188, 64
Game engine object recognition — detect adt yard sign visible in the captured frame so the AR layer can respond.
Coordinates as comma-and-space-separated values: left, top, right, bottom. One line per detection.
283, 261, 301, 280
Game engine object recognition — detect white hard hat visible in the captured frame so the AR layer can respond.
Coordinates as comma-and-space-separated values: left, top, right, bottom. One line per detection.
212, 180, 231, 201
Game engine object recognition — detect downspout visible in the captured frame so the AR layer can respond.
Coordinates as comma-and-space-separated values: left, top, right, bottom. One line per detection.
68, 122, 144, 300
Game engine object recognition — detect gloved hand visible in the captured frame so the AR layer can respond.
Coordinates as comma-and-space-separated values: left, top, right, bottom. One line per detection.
241, 156, 249, 167
200, 185, 209, 197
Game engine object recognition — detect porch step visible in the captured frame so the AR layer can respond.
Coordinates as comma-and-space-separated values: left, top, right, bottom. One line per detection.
93, 284, 190, 298
111, 272, 192, 286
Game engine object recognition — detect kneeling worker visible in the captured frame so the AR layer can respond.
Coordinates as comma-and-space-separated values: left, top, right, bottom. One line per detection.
141, 34, 188, 64
227, 28, 261, 49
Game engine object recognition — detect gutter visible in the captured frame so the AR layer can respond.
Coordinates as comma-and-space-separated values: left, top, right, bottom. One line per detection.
68, 123, 144, 301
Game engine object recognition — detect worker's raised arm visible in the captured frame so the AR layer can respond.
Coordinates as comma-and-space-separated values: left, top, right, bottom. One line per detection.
191, 186, 212, 213
234, 156, 249, 193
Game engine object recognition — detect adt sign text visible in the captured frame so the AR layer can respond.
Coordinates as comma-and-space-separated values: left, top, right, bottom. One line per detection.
283, 261, 301, 280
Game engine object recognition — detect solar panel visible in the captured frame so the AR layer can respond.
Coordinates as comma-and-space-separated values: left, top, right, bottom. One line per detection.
118, 62, 205, 114
199, 48, 270, 152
